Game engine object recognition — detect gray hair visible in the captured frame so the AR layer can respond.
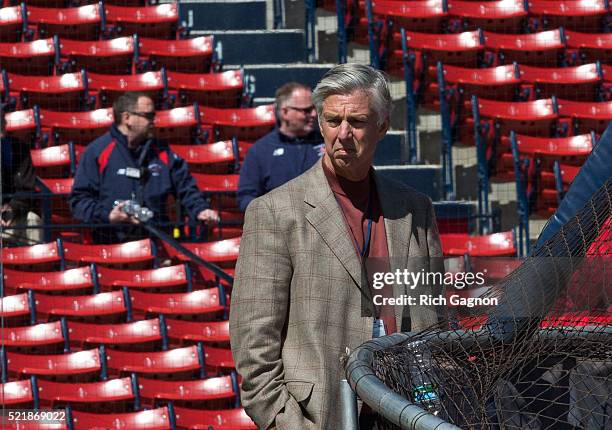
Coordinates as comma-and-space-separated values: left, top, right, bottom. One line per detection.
312, 63, 392, 126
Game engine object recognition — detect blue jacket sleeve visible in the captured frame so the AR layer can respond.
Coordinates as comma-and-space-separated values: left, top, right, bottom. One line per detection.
69, 147, 110, 223
237, 145, 263, 212
169, 151, 210, 219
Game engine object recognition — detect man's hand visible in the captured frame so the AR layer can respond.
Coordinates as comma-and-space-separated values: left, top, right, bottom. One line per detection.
197, 209, 220, 223
109, 201, 140, 224
0, 204, 13, 228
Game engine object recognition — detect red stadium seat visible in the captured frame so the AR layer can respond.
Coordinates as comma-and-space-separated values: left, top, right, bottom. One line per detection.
510, 132, 593, 216
565, 30, 612, 65
469, 256, 522, 281
199, 104, 276, 142
139, 36, 215, 73
71, 406, 174, 430
0, 4, 26, 42
528, 0, 608, 33
0, 38, 58, 75
59, 36, 136, 75
26, 4, 104, 41
129, 288, 226, 318
105, 3, 179, 39
62, 239, 156, 268
162, 237, 240, 266
173, 406, 257, 430
96, 264, 191, 292
370, 0, 447, 39
0, 292, 34, 326
68, 318, 166, 351
2, 266, 96, 295
33, 290, 128, 322
556, 98, 612, 134
440, 231, 517, 256
7, 71, 89, 111
154, 104, 201, 145
439, 63, 520, 102
30, 144, 83, 178
203, 346, 235, 374
448, 0, 527, 33
3, 107, 40, 144
399, 30, 484, 72
138, 374, 239, 407
39, 108, 113, 146
483, 29, 565, 67
519, 63, 602, 101
36, 376, 137, 411
512, 132, 593, 160
88, 70, 168, 108
472, 97, 558, 138
105, 344, 204, 378
167, 70, 245, 108
541, 163, 581, 208
2, 348, 102, 380
166, 318, 230, 345
1, 320, 68, 353
170, 141, 238, 173
192, 173, 239, 192
0, 241, 62, 271
1, 379, 35, 406
36, 177, 76, 228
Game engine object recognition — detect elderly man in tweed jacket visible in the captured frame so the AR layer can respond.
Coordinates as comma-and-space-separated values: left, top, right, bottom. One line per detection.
230, 63, 445, 429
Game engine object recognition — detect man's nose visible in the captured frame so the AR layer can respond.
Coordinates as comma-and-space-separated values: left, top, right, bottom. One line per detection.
338, 120, 352, 139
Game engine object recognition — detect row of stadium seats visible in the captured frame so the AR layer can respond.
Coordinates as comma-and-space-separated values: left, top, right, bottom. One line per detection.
0, 399, 254, 430
1, 307, 228, 347
0, 237, 240, 269
0, 2, 183, 42
3, 368, 240, 407
2, 68, 247, 111
5, 104, 275, 147
2, 287, 227, 324
0, 35, 221, 76
362, 0, 611, 35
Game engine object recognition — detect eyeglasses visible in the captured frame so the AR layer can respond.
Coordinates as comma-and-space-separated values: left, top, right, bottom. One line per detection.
285, 105, 316, 115
129, 111, 156, 121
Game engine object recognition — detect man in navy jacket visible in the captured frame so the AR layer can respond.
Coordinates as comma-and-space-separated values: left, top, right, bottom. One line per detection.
70, 92, 219, 243
237, 82, 324, 211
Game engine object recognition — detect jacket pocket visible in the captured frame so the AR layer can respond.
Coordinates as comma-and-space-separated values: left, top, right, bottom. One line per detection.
285, 380, 315, 404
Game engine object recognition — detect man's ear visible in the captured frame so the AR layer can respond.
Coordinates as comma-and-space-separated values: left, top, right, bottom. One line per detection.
378, 118, 390, 139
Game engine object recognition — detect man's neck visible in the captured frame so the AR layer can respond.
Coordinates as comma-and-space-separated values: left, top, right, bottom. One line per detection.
116, 124, 140, 149
323, 155, 369, 182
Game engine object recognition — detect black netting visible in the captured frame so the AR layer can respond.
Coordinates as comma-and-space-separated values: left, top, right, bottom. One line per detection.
365, 178, 611, 429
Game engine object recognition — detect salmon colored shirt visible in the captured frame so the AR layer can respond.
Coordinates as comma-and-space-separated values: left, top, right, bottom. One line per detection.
323, 162, 397, 334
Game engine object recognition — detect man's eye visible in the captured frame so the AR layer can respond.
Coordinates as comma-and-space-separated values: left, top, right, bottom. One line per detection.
326, 119, 340, 126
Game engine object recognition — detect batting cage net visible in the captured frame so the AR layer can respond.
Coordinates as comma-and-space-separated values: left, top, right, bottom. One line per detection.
346, 177, 611, 430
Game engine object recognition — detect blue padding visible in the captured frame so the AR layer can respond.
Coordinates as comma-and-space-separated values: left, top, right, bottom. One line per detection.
535, 122, 612, 250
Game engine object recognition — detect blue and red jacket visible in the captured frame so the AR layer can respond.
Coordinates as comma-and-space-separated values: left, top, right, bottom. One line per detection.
70, 124, 209, 228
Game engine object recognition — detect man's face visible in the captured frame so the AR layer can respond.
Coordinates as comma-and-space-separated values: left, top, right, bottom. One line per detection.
124, 96, 156, 144
319, 90, 388, 180
279, 88, 317, 137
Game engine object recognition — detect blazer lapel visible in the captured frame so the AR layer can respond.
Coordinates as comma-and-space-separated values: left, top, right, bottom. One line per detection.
304, 162, 365, 290
375, 172, 413, 329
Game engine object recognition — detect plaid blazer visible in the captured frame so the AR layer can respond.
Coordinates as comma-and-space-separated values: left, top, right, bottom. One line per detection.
229, 160, 444, 429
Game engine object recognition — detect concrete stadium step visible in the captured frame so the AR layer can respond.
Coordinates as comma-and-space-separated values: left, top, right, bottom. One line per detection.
192, 30, 307, 64
241, 64, 332, 98
374, 132, 406, 166
375, 165, 443, 200
177, 0, 268, 31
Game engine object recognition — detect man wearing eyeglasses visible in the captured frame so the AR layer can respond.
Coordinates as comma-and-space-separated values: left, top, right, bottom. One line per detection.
70, 91, 219, 243
237, 82, 324, 211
